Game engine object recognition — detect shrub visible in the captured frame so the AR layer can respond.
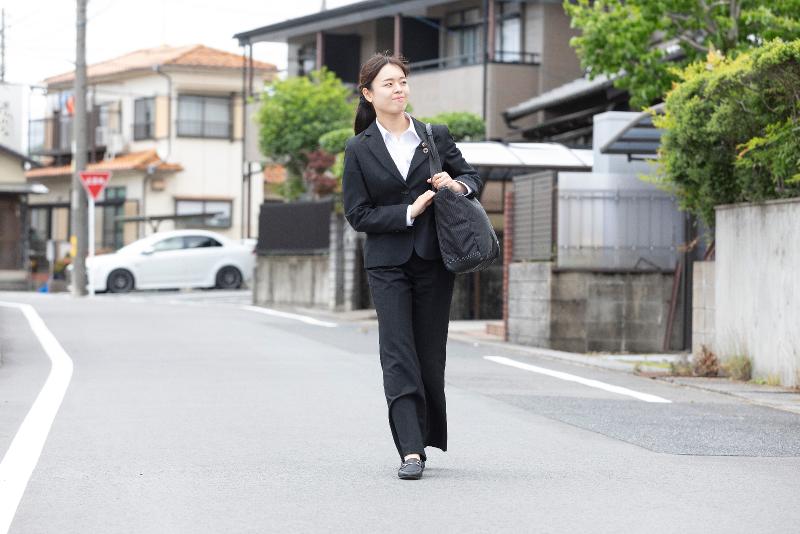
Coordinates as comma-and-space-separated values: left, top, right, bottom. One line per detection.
416, 111, 486, 141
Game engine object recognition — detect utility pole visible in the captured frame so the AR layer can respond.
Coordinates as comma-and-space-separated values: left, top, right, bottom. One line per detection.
70, 0, 89, 296
1, 9, 6, 82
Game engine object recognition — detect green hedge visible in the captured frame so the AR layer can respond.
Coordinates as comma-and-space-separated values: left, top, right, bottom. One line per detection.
654, 39, 800, 227
416, 111, 486, 141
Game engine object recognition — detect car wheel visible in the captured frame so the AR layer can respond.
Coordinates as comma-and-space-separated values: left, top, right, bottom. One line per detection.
107, 269, 135, 293
215, 266, 242, 289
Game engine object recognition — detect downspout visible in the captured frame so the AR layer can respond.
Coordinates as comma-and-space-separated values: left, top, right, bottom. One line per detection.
141, 65, 173, 237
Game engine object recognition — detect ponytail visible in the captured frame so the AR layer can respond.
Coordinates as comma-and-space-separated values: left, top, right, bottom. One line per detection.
354, 94, 376, 135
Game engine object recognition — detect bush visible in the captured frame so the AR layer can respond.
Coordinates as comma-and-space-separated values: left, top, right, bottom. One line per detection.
653, 40, 800, 228
319, 128, 352, 154
416, 111, 486, 141
721, 355, 753, 381
692, 345, 720, 377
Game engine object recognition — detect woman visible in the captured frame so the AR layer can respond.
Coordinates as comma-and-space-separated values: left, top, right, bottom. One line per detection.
342, 53, 482, 480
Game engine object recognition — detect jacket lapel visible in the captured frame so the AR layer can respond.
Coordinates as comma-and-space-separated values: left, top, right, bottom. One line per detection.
363, 121, 407, 188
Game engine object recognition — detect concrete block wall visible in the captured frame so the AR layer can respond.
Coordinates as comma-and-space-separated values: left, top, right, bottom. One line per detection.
508, 262, 683, 353
508, 262, 552, 347
253, 255, 330, 308
692, 261, 715, 357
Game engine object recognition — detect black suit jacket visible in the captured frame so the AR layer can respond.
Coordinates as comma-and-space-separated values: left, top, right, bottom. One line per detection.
343, 117, 483, 269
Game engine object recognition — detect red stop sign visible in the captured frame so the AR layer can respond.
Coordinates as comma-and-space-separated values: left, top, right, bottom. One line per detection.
79, 171, 111, 200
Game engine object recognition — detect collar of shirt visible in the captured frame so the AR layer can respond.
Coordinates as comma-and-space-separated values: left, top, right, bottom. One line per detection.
375, 113, 421, 145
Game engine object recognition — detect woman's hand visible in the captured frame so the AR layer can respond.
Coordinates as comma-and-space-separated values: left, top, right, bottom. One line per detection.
409, 190, 436, 218
427, 171, 467, 194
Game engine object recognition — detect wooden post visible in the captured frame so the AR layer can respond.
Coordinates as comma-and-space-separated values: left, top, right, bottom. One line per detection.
394, 13, 403, 56
487, 0, 496, 62
316, 31, 324, 70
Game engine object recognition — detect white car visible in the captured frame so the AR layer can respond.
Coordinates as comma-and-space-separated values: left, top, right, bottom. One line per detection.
76, 230, 255, 293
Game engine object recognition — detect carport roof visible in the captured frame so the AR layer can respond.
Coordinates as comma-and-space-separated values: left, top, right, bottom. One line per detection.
458, 142, 593, 171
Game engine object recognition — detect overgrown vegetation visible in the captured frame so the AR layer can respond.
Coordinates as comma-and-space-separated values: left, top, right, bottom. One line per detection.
653, 39, 800, 227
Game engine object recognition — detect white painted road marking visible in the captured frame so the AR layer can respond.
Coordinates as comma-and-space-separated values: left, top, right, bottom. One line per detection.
484, 355, 672, 403
242, 305, 338, 328
0, 302, 74, 534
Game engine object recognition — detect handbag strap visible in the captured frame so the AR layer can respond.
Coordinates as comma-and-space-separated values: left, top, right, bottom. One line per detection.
425, 123, 443, 189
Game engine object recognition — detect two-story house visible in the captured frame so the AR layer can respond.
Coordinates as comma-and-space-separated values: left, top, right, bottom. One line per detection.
234, 0, 582, 140
25, 44, 277, 270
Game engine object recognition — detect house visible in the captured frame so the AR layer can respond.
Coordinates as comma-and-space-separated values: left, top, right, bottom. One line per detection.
234, 0, 583, 140
0, 144, 47, 290
25, 44, 278, 271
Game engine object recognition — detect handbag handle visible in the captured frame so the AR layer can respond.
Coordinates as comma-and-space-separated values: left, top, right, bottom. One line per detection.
425, 123, 443, 191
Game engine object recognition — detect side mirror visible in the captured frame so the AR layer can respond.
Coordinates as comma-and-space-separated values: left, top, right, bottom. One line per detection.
141, 246, 155, 255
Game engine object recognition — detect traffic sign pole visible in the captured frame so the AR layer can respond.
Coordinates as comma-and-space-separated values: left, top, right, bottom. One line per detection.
78, 171, 111, 297
88, 196, 95, 296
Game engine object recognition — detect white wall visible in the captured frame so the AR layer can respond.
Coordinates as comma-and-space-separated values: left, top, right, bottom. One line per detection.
715, 198, 800, 386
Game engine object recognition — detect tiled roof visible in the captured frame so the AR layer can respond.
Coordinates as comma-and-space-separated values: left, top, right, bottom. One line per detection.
263, 163, 287, 184
44, 44, 277, 86
25, 150, 183, 179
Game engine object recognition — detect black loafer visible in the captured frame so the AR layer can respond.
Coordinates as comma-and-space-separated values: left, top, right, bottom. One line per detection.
398, 458, 425, 480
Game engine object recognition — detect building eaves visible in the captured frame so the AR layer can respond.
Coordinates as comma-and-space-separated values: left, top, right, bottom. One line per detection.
504, 74, 617, 123
234, 0, 449, 44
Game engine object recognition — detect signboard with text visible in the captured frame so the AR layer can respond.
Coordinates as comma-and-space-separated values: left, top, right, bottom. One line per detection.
79, 171, 111, 200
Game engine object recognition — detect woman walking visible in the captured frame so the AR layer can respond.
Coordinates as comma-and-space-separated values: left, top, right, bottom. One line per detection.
342, 53, 482, 480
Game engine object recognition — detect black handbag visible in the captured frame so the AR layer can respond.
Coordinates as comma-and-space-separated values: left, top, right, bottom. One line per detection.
424, 123, 500, 274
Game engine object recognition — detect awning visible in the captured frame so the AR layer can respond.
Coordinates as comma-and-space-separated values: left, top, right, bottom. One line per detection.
599, 103, 665, 157
0, 182, 49, 195
457, 142, 593, 172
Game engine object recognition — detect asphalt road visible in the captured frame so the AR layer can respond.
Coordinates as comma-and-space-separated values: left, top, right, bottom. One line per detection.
1, 289, 799, 533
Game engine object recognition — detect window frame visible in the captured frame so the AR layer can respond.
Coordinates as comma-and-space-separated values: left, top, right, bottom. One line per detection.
174, 198, 233, 229
133, 97, 155, 141
176, 94, 233, 140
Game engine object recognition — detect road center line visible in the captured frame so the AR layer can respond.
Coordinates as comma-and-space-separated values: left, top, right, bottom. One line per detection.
241, 305, 338, 328
0, 302, 74, 534
484, 355, 672, 403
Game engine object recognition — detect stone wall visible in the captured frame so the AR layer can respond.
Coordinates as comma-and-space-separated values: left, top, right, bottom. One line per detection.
508, 262, 683, 353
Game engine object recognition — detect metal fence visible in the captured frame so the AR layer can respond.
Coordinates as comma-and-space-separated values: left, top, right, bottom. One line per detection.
513, 172, 684, 271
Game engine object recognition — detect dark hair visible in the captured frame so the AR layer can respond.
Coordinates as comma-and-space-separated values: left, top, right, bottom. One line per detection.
354, 53, 409, 135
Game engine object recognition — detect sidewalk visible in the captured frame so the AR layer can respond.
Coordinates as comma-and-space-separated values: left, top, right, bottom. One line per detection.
298, 309, 800, 417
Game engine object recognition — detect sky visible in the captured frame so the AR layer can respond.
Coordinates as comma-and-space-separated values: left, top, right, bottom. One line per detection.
1, 0, 360, 86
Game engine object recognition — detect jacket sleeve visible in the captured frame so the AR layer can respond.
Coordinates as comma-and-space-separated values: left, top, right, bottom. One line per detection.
342, 141, 411, 234
437, 124, 483, 199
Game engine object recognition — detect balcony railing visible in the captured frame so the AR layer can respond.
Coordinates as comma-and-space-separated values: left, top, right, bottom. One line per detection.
408, 51, 540, 72
28, 109, 122, 156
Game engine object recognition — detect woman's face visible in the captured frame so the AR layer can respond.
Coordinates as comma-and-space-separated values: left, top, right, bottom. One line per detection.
362, 63, 409, 115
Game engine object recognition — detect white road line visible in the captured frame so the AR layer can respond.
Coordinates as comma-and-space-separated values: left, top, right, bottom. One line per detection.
484, 355, 672, 403
241, 305, 338, 328
0, 302, 74, 534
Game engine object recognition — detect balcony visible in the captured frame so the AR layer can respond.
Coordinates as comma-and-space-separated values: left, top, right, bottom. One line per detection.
407, 51, 540, 72
28, 108, 123, 157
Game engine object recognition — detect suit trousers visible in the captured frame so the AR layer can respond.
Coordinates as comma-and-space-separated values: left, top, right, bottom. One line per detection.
366, 250, 456, 462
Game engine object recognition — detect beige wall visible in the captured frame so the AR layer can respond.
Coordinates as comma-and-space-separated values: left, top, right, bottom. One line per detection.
486, 63, 539, 139
409, 63, 484, 120
0, 153, 26, 183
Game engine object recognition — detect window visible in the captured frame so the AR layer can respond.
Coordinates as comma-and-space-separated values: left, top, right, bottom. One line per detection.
133, 97, 155, 140
152, 236, 185, 252
102, 187, 126, 250
495, 2, 523, 62
177, 95, 231, 139
175, 199, 232, 229
184, 235, 222, 248
445, 8, 484, 66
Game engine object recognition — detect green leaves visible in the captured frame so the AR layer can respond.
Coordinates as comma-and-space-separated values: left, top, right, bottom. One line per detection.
256, 68, 354, 197
655, 39, 800, 227
563, 0, 800, 109
415, 111, 486, 141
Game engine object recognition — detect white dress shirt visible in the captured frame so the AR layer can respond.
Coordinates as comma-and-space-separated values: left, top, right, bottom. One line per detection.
375, 113, 470, 226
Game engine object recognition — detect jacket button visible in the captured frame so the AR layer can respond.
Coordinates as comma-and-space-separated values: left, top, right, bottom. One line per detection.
401, 190, 409, 196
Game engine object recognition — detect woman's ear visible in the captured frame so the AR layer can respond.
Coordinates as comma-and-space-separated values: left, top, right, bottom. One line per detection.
361, 87, 372, 103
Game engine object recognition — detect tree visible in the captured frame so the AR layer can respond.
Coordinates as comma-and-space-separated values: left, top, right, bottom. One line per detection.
256, 68, 353, 199
416, 111, 486, 141
653, 39, 800, 227
564, 0, 800, 108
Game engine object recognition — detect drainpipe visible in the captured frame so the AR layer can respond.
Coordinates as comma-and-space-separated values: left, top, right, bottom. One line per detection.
141, 65, 173, 237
